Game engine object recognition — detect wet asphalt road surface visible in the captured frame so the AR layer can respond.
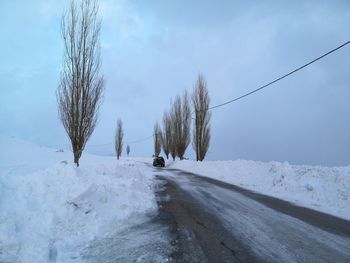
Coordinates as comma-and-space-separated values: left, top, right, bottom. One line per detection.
154, 167, 350, 263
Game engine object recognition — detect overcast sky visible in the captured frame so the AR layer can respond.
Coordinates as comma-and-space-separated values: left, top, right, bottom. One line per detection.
0, 0, 349, 166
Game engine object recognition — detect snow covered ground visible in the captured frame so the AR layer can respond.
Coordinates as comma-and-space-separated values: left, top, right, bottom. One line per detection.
170, 160, 350, 221
1, 135, 349, 262
0, 136, 158, 263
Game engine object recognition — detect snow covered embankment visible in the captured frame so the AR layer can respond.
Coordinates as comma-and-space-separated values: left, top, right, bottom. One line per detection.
170, 160, 350, 221
0, 136, 157, 263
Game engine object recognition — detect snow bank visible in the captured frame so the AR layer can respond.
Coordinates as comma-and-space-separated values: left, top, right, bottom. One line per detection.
170, 160, 350, 220
0, 136, 157, 262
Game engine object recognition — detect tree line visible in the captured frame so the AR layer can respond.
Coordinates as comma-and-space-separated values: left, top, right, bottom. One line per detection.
154, 74, 211, 162
56, 0, 211, 166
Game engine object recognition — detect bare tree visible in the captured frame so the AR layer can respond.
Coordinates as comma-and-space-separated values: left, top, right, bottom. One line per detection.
126, 145, 130, 157
171, 91, 191, 160
161, 111, 172, 159
179, 91, 191, 160
169, 108, 177, 161
115, 119, 124, 160
168, 103, 177, 161
153, 121, 161, 157
57, 0, 104, 166
169, 99, 179, 161
192, 74, 211, 161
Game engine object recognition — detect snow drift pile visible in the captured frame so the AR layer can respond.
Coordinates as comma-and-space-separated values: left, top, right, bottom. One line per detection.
171, 159, 350, 220
0, 136, 157, 263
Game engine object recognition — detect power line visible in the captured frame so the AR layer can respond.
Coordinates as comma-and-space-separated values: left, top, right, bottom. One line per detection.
127, 135, 154, 144
82, 134, 154, 148
85, 142, 113, 147
209, 39, 350, 110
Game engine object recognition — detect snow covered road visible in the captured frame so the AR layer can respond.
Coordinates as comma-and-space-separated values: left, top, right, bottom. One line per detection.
155, 167, 350, 262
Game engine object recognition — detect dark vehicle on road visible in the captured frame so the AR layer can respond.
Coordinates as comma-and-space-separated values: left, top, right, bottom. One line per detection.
153, 156, 165, 167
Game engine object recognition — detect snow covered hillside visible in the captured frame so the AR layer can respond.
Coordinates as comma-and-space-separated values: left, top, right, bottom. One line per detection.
170, 160, 350, 221
0, 136, 157, 263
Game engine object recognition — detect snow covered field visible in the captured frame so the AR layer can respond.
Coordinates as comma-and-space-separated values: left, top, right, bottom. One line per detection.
170, 160, 350, 220
1, 135, 349, 262
0, 136, 157, 263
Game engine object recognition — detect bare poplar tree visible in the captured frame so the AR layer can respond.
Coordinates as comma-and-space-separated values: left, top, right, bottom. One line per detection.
192, 74, 211, 161
171, 91, 191, 160
161, 111, 172, 159
115, 119, 124, 160
153, 122, 161, 157
169, 107, 177, 161
126, 145, 130, 157
179, 91, 191, 160
57, 0, 104, 166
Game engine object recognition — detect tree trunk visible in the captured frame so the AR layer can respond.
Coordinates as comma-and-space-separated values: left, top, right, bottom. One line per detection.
74, 155, 80, 167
